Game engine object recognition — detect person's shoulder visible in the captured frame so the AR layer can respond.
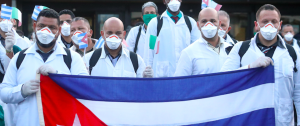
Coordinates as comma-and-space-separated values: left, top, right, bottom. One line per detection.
183, 39, 203, 52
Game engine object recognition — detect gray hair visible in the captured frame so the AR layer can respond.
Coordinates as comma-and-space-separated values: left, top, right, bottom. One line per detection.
218, 10, 230, 25
72, 17, 90, 29
281, 24, 293, 33
142, 1, 158, 15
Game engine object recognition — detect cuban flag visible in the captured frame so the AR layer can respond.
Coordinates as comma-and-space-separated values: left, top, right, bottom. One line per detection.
38, 66, 275, 126
95, 36, 104, 49
32, 5, 48, 21
202, 0, 222, 11
1, 4, 12, 20
77, 33, 88, 49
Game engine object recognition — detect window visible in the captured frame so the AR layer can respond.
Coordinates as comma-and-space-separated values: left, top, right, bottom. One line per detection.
229, 13, 248, 41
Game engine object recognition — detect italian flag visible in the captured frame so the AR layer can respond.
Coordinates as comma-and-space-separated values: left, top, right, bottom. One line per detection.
149, 35, 160, 54
11, 7, 22, 26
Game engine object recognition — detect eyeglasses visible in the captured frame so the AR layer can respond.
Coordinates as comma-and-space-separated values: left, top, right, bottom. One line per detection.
60, 20, 72, 25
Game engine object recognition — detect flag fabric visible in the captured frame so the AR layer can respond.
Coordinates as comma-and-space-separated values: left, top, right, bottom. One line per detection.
95, 36, 104, 49
201, 0, 222, 11
1, 4, 12, 19
38, 66, 275, 126
11, 7, 22, 26
32, 5, 48, 21
77, 33, 88, 49
122, 39, 128, 47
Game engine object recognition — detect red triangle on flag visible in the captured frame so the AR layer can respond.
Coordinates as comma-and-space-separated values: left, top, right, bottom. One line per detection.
81, 34, 88, 44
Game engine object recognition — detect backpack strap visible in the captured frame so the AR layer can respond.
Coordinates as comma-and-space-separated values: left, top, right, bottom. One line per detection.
238, 40, 251, 67
183, 15, 192, 33
89, 48, 102, 75
297, 40, 300, 48
157, 15, 163, 37
286, 43, 298, 72
63, 48, 72, 70
129, 51, 139, 73
134, 25, 142, 53
16, 48, 28, 70
232, 38, 238, 44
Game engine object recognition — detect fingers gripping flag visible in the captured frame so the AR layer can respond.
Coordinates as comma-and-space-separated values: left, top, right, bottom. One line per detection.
32, 5, 49, 21
202, 0, 222, 11
1, 4, 12, 20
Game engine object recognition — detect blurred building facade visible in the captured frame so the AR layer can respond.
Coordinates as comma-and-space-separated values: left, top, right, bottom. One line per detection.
3, 0, 300, 41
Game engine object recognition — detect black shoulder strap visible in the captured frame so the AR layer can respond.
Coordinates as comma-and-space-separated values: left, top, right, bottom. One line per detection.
134, 25, 142, 53
232, 38, 238, 44
16, 48, 28, 70
157, 15, 163, 37
129, 51, 139, 73
225, 46, 233, 55
238, 40, 251, 67
286, 43, 298, 72
184, 15, 192, 33
89, 48, 102, 74
63, 48, 72, 70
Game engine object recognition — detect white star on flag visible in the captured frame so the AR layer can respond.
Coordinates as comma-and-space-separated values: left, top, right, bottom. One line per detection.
56, 114, 81, 126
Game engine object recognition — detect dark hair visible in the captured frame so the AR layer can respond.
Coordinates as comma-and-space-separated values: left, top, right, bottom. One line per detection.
59, 9, 75, 19
37, 9, 60, 26
72, 17, 90, 28
256, 4, 281, 20
16, 30, 24, 38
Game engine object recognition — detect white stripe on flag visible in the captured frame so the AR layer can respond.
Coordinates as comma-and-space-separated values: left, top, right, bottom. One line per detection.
34, 9, 40, 14
78, 83, 274, 125
1, 8, 12, 13
1, 14, 11, 18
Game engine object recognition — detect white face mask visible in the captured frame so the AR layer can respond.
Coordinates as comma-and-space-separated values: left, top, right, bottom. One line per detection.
168, 0, 181, 12
201, 22, 218, 39
36, 27, 57, 45
258, 22, 279, 41
71, 31, 83, 45
218, 27, 227, 38
61, 21, 71, 36
0, 19, 13, 32
284, 32, 294, 42
105, 34, 122, 50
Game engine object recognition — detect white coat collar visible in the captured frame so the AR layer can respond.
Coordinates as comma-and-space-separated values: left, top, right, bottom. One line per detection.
199, 36, 231, 48
161, 10, 185, 24
25, 42, 67, 56
226, 34, 235, 45
100, 45, 129, 59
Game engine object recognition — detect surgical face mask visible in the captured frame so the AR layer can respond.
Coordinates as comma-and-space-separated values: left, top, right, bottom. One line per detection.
36, 27, 58, 45
258, 22, 279, 41
71, 31, 83, 45
0, 19, 13, 32
168, 0, 181, 12
201, 22, 218, 39
105, 34, 122, 50
143, 14, 157, 26
218, 27, 227, 38
61, 21, 71, 36
284, 32, 294, 42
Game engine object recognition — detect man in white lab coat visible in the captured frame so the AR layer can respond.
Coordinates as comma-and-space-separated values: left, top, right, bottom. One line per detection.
174, 8, 231, 76
85, 17, 153, 78
126, 1, 158, 59
57, 9, 75, 49
221, 4, 300, 126
281, 24, 300, 53
143, 0, 201, 77
217, 10, 239, 46
0, 9, 88, 126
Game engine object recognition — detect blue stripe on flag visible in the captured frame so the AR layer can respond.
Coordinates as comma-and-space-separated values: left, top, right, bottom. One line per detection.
33, 11, 39, 16
35, 6, 42, 12
1, 5, 12, 10
187, 108, 275, 126
1, 11, 11, 15
49, 66, 275, 102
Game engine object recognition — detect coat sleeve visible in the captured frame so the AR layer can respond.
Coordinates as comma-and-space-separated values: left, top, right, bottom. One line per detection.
189, 17, 201, 44
69, 51, 89, 76
293, 51, 300, 125
174, 49, 192, 77
143, 18, 157, 67
126, 26, 138, 52
220, 42, 245, 72
0, 53, 25, 104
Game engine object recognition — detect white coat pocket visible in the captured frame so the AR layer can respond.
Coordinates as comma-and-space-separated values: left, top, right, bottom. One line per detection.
156, 61, 169, 77
278, 98, 293, 122
280, 57, 294, 78
123, 70, 136, 78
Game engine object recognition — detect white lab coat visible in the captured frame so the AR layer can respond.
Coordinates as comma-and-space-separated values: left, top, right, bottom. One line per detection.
85, 46, 146, 77
221, 34, 300, 126
143, 10, 201, 77
174, 37, 231, 76
0, 43, 88, 126
225, 34, 236, 46
13, 29, 30, 50
126, 24, 146, 60
289, 38, 300, 53
56, 34, 75, 49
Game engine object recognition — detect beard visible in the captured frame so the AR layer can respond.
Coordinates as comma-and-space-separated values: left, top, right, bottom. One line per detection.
35, 32, 57, 48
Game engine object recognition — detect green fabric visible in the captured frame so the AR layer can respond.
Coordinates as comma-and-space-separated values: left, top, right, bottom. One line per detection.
143, 14, 157, 26
149, 35, 157, 50
167, 10, 182, 22
13, 45, 22, 54
0, 105, 4, 126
